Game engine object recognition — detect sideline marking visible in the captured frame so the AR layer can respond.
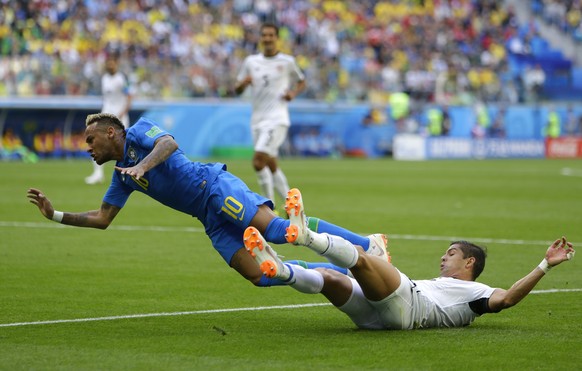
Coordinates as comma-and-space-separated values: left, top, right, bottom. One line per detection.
1, 290, 580, 329
0, 303, 330, 328
1, 221, 577, 246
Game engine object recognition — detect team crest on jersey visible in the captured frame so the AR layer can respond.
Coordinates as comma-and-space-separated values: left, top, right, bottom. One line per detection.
146, 126, 163, 138
128, 147, 137, 161
277, 65, 283, 72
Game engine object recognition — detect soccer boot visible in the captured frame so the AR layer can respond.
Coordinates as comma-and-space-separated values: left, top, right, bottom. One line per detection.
284, 188, 310, 245
366, 233, 391, 263
244, 226, 287, 279
84, 173, 104, 185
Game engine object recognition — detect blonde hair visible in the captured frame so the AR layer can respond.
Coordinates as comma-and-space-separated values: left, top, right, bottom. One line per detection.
85, 113, 125, 130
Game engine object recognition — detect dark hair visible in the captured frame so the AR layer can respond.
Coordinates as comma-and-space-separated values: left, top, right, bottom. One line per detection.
450, 240, 487, 280
261, 23, 279, 36
85, 113, 126, 132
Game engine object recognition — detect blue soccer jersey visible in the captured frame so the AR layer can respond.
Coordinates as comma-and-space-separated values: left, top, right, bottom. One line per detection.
103, 117, 272, 263
103, 117, 224, 220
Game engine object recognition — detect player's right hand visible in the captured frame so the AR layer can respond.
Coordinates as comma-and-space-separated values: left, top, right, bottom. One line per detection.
27, 188, 55, 220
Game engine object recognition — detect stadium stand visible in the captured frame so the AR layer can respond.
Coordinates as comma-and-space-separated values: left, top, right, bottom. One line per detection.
2, 1, 582, 161
1, 0, 580, 104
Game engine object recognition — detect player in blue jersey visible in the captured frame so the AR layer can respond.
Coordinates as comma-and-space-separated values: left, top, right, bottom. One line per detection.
27, 113, 389, 287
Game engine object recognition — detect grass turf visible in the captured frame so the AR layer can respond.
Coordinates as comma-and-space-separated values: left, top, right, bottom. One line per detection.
1, 157, 581, 370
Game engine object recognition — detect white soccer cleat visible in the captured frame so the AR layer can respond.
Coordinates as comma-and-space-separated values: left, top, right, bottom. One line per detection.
84, 173, 104, 185
243, 226, 288, 279
366, 233, 391, 263
284, 188, 310, 245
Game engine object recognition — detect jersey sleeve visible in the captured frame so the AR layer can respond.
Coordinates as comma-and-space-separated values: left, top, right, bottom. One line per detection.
467, 282, 498, 315
289, 56, 305, 82
103, 172, 132, 208
131, 118, 172, 150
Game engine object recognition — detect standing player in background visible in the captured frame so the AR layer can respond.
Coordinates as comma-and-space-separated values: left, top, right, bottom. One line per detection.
234, 23, 306, 213
85, 54, 133, 185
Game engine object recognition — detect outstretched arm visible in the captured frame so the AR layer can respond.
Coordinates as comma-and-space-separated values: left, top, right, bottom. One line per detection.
27, 188, 121, 229
488, 237, 575, 312
115, 135, 178, 180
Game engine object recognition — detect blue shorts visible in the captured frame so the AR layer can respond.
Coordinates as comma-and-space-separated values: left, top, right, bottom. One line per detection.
203, 171, 273, 264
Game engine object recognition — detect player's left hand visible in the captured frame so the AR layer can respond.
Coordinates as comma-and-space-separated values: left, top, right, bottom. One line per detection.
545, 236, 575, 266
115, 165, 146, 180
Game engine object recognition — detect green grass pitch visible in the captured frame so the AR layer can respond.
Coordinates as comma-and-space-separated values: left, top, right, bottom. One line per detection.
1, 157, 581, 370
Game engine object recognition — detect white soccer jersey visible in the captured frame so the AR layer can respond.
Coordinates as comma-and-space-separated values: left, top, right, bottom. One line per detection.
101, 71, 131, 127
237, 53, 305, 128
413, 277, 496, 328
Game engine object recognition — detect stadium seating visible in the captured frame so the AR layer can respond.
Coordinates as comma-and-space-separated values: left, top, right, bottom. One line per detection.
0, 1, 581, 102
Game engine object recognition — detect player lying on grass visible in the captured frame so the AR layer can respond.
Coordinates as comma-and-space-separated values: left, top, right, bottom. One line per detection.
244, 188, 576, 329
27, 113, 388, 288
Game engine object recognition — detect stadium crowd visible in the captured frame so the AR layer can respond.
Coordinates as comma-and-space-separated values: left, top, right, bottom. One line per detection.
532, 0, 582, 41
0, 0, 553, 105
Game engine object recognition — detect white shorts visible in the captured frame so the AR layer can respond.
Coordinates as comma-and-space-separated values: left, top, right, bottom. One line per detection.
252, 125, 289, 157
339, 271, 419, 330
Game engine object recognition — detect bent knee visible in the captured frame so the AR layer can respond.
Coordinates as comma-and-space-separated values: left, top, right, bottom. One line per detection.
317, 268, 352, 291
353, 253, 378, 271
252, 153, 269, 170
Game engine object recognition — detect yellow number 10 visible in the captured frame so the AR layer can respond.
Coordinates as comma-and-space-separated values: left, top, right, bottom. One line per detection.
221, 196, 245, 221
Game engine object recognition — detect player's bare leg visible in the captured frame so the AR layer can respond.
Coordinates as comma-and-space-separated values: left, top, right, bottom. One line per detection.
254, 151, 275, 203
285, 188, 401, 301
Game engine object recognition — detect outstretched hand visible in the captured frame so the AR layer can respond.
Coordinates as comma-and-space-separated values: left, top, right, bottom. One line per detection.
115, 164, 145, 180
27, 188, 54, 220
546, 237, 575, 267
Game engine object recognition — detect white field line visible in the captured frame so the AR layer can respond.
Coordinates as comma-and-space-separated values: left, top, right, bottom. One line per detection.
1, 290, 581, 329
2, 221, 579, 328
0, 221, 577, 246
0, 303, 330, 328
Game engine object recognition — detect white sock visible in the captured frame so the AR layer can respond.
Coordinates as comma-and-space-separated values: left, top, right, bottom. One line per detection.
320, 234, 359, 269
272, 168, 290, 201
288, 265, 324, 294
302, 230, 332, 254
92, 162, 104, 178
256, 167, 274, 201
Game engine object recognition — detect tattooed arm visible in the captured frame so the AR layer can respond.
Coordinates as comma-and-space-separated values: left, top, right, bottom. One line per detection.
27, 188, 121, 229
114, 135, 178, 180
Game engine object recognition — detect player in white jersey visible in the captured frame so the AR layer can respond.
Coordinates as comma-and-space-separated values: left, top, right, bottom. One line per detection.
235, 23, 306, 211
244, 188, 576, 330
85, 55, 133, 185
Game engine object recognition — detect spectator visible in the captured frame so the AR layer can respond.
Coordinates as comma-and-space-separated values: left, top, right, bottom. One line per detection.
544, 107, 562, 138
565, 105, 581, 137
33, 129, 54, 158
489, 107, 507, 138
523, 64, 546, 103
2, 128, 39, 163
0, 1, 531, 105
425, 106, 450, 137
471, 103, 490, 139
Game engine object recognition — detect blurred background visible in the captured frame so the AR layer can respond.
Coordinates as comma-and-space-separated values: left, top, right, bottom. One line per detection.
1, 0, 582, 161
